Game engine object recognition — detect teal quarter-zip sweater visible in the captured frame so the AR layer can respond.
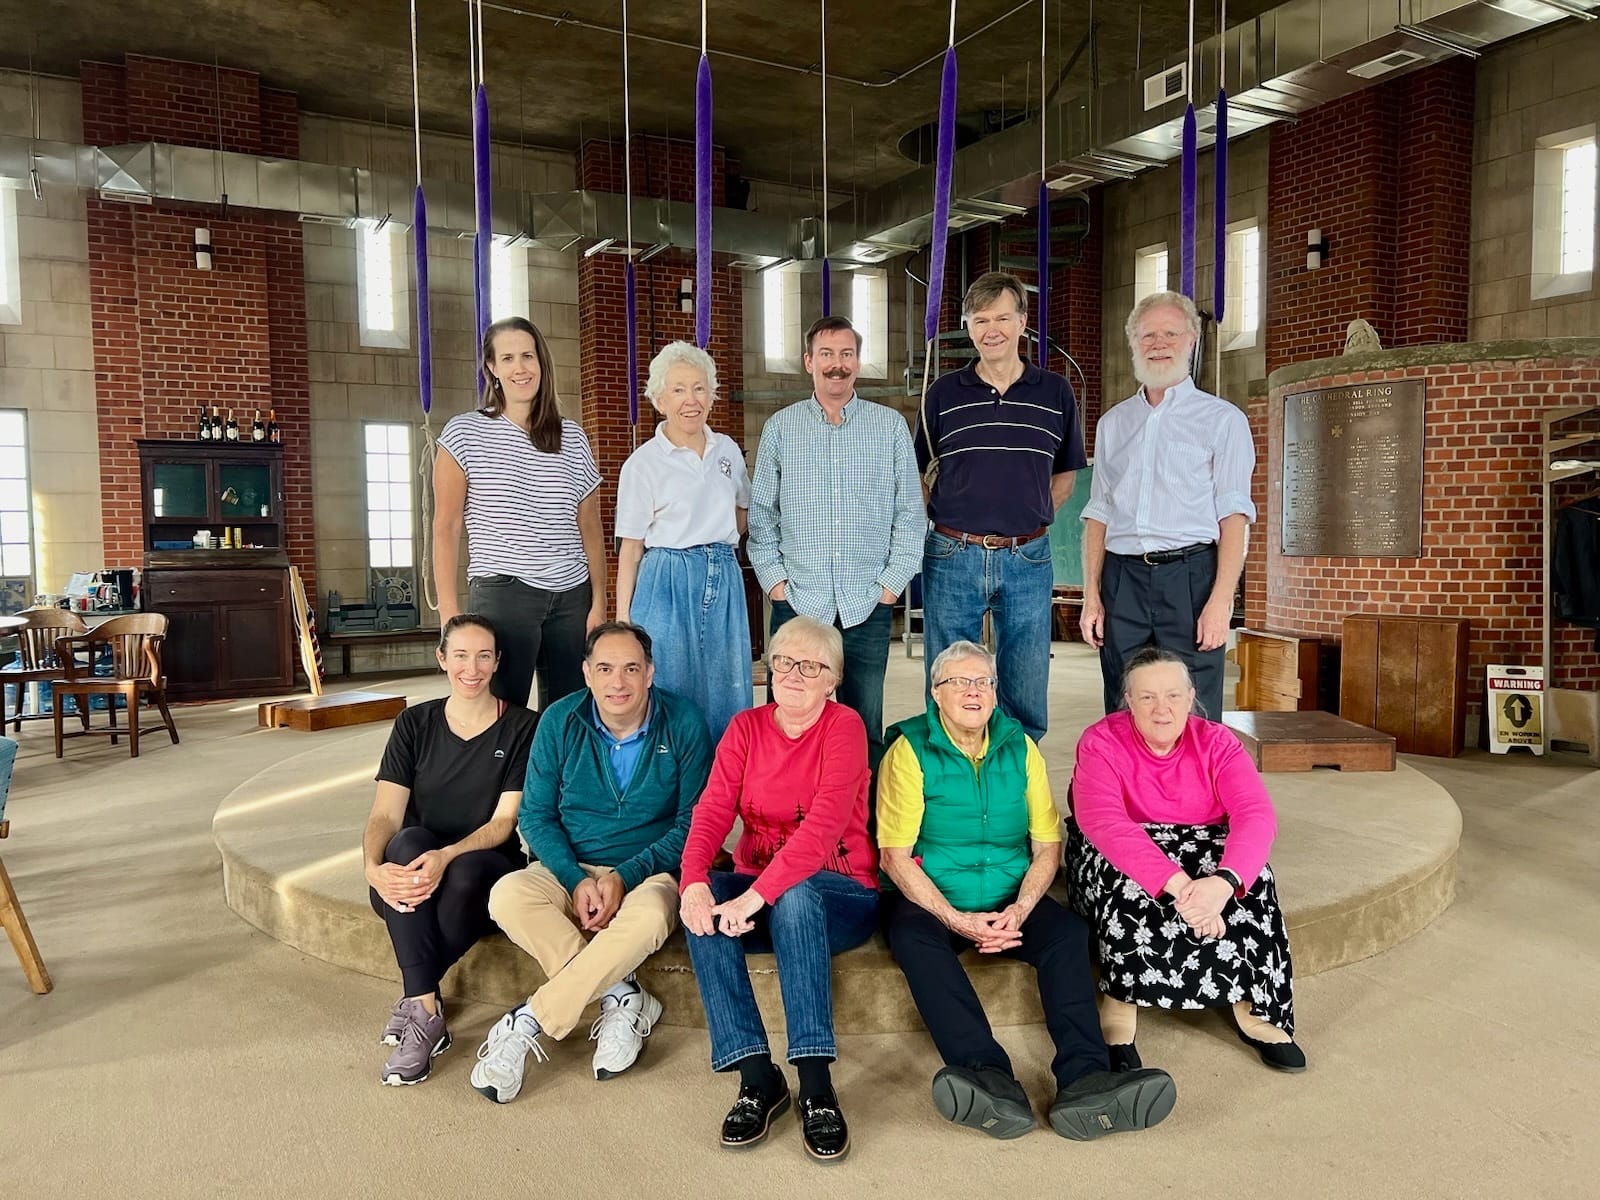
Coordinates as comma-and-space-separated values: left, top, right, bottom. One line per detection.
518, 686, 714, 892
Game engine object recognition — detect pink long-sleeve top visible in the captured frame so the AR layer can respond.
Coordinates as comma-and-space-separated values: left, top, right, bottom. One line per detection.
679, 701, 878, 903
1071, 710, 1277, 898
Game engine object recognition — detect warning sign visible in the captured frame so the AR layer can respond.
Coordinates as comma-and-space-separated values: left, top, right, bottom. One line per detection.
1487, 665, 1543, 755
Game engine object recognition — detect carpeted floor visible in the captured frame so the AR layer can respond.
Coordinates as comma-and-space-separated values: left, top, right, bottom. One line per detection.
1, 645, 1596, 1198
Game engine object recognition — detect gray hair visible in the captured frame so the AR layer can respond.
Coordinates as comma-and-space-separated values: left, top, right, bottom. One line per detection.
769, 615, 844, 676
1124, 290, 1202, 351
930, 640, 996, 685
644, 340, 719, 410
1119, 646, 1206, 718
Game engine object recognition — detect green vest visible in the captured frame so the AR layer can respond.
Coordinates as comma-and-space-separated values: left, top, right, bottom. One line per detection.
887, 704, 1033, 913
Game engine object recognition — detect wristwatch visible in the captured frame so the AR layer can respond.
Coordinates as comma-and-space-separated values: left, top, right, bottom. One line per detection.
1213, 867, 1243, 893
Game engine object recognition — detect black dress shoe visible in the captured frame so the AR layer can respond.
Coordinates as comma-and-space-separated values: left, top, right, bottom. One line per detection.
930, 1066, 1036, 1140
799, 1093, 851, 1161
1107, 1042, 1143, 1072
1048, 1068, 1177, 1141
720, 1081, 792, 1149
1236, 1027, 1307, 1072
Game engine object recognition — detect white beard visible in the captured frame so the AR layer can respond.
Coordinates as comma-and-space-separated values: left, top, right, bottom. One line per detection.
1132, 353, 1191, 392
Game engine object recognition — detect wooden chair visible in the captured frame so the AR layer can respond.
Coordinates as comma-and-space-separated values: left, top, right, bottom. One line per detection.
0, 734, 52, 993
0, 609, 88, 732
52, 614, 181, 760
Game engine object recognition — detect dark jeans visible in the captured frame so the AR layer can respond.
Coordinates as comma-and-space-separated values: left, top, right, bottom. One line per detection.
883, 891, 1107, 1090
769, 598, 893, 772
369, 826, 518, 998
468, 575, 592, 709
1098, 546, 1225, 720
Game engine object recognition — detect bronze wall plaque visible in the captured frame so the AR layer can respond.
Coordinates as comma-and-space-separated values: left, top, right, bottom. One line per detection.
1281, 380, 1425, 557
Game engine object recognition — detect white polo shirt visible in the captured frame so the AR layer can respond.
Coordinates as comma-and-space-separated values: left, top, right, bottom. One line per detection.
615, 424, 751, 548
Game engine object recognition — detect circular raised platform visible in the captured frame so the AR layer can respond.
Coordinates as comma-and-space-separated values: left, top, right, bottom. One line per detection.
215, 722, 1460, 1034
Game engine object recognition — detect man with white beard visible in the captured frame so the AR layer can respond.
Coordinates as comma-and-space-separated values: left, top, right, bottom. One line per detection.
1078, 292, 1255, 720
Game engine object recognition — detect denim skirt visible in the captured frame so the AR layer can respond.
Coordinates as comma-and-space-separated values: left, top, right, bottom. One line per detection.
630, 542, 752, 743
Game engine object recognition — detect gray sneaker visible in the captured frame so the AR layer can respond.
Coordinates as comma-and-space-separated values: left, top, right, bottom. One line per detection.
381, 997, 451, 1086
380, 996, 409, 1046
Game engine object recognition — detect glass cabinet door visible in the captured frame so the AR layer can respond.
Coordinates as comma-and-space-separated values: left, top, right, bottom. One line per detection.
150, 462, 209, 518
219, 463, 273, 518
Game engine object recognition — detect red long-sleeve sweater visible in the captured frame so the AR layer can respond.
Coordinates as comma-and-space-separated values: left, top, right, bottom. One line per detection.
679, 701, 878, 902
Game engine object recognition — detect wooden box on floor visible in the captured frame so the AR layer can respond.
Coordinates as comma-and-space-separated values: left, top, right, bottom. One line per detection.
1223, 711, 1396, 772
1340, 615, 1469, 757
258, 691, 405, 731
1232, 628, 1321, 712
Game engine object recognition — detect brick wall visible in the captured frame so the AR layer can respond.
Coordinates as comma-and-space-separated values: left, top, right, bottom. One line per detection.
577, 137, 745, 610
82, 56, 315, 600
1264, 355, 1600, 725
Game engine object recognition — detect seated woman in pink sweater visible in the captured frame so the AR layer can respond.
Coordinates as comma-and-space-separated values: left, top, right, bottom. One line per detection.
679, 615, 878, 1164
1068, 647, 1304, 1073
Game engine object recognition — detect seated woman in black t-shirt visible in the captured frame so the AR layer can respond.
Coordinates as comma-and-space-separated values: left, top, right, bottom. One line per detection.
362, 613, 538, 1086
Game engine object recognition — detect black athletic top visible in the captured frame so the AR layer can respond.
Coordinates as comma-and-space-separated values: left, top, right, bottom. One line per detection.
376, 699, 539, 865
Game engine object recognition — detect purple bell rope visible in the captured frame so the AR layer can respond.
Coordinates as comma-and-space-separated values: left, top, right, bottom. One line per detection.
694, 55, 713, 350
472, 83, 492, 350
414, 187, 432, 413
1180, 103, 1197, 299
1213, 88, 1228, 323
1036, 182, 1049, 368
924, 44, 958, 344
625, 261, 639, 426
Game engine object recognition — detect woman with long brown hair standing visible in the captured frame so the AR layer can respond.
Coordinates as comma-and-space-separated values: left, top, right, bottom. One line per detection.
434, 317, 607, 708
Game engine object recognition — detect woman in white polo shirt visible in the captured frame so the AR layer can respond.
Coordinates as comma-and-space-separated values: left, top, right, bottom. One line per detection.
433, 316, 605, 709
614, 341, 751, 741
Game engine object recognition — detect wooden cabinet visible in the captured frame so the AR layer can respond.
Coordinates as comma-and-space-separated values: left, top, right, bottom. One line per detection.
138, 440, 296, 701
1340, 615, 1469, 757
1233, 628, 1322, 713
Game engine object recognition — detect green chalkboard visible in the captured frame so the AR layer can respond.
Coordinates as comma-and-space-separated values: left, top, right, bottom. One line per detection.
1049, 463, 1094, 587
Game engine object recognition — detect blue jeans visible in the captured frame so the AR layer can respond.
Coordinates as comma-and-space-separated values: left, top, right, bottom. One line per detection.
630, 543, 752, 744
921, 529, 1055, 741
684, 870, 879, 1070
769, 598, 893, 770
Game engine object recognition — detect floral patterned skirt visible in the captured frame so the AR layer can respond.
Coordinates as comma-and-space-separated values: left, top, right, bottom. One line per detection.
1065, 819, 1296, 1036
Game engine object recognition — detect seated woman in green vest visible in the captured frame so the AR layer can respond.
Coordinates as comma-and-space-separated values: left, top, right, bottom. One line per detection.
877, 640, 1176, 1142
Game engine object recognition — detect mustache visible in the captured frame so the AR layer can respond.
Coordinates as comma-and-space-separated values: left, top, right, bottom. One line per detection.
822, 368, 853, 378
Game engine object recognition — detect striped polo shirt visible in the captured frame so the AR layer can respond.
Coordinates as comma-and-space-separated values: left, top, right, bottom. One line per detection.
438, 410, 601, 591
915, 360, 1087, 537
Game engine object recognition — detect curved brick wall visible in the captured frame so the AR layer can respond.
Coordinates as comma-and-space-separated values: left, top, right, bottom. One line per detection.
1257, 339, 1600, 722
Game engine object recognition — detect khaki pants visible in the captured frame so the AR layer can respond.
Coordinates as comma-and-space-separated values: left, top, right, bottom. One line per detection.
487, 863, 679, 1040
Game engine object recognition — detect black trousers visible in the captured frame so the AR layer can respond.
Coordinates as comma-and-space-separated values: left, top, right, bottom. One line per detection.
1099, 545, 1225, 720
368, 826, 517, 998
467, 575, 592, 709
883, 892, 1107, 1089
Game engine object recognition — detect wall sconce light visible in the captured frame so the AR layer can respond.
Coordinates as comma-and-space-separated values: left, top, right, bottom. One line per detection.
677, 278, 694, 314
1306, 227, 1330, 271
194, 226, 214, 271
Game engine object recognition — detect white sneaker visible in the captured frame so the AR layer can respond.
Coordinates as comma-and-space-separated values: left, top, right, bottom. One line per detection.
470, 1008, 547, 1104
589, 986, 663, 1080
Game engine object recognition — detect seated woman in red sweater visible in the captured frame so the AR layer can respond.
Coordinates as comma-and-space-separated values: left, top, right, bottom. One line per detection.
678, 615, 878, 1164
1068, 647, 1305, 1073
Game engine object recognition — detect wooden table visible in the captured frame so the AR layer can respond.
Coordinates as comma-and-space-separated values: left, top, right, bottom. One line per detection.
324, 628, 441, 676
1223, 710, 1396, 772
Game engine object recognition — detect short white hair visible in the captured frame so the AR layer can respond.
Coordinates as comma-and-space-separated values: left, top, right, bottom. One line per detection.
929, 640, 996, 684
1124, 290, 1202, 351
769, 615, 844, 676
644, 341, 719, 410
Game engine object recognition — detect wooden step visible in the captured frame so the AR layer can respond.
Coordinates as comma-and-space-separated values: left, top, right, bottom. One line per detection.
258, 691, 406, 732
1223, 710, 1396, 772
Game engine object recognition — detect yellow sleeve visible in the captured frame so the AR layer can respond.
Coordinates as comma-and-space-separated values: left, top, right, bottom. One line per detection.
875, 738, 926, 848
1023, 737, 1063, 842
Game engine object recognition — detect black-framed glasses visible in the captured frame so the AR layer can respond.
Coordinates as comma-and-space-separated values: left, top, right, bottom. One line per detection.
934, 675, 998, 692
770, 653, 831, 679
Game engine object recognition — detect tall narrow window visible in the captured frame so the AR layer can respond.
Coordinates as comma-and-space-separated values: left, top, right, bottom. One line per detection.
1532, 127, 1596, 300
490, 238, 530, 322
0, 187, 20, 327
1222, 220, 1261, 350
364, 423, 414, 569
357, 222, 409, 349
0, 410, 34, 591
851, 268, 888, 379
763, 265, 789, 364
1134, 243, 1169, 305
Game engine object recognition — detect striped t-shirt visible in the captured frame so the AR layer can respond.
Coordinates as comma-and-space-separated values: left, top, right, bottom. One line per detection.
438, 411, 601, 591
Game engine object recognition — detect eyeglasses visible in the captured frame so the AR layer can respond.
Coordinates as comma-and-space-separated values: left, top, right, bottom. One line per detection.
770, 654, 832, 679
934, 675, 998, 692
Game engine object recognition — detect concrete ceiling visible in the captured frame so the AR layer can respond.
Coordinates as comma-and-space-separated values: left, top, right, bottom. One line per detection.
0, 0, 1282, 190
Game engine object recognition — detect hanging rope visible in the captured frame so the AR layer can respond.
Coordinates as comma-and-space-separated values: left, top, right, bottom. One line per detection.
1213, 0, 1228, 324
411, 0, 439, 615
819, 0, 831, 316
472, 0, 492, 354
623, 0, 640, 428
1035, 0, 1048, 369
918, 0, 959, 491
694, 0, 713, 349
1179, 0, 1197, 299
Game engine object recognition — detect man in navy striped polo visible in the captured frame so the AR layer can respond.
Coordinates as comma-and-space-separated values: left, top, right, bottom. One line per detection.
915, 272, 1086, 741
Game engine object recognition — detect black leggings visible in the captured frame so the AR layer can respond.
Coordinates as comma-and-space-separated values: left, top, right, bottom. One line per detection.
368, 826, 516, 997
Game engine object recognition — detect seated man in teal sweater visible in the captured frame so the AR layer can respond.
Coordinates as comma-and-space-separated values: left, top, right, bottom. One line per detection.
471, 621, 714, 1104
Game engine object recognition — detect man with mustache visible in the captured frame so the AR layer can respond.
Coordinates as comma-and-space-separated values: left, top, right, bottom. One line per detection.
1079, 292, 1256, 721
748, 315, 924, 772
914, 271, 1086, 742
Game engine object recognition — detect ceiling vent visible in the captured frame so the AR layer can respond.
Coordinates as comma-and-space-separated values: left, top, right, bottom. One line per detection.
1047, 172, 1096, 192
1348, 48, 1426, 79
1143, 64, 1188, 111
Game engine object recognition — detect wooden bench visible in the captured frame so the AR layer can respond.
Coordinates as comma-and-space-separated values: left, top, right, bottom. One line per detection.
324, 628, 441, 676
1223, 710, 1395, 773
1051, 586, 1085, 642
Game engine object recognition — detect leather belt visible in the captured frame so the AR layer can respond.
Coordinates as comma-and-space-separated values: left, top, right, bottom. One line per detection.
1114, 542, 1216, 566
933, 523, 1048, 550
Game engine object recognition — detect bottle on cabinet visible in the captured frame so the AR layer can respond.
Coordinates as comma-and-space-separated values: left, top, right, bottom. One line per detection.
209, 406, 223, 440
198, 405, 211, 440
224, 410, 239, 442
267, 408, 281, 445
251, 409, 266, 442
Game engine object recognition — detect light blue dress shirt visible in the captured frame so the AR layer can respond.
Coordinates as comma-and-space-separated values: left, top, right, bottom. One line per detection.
591, 698, 652, 792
